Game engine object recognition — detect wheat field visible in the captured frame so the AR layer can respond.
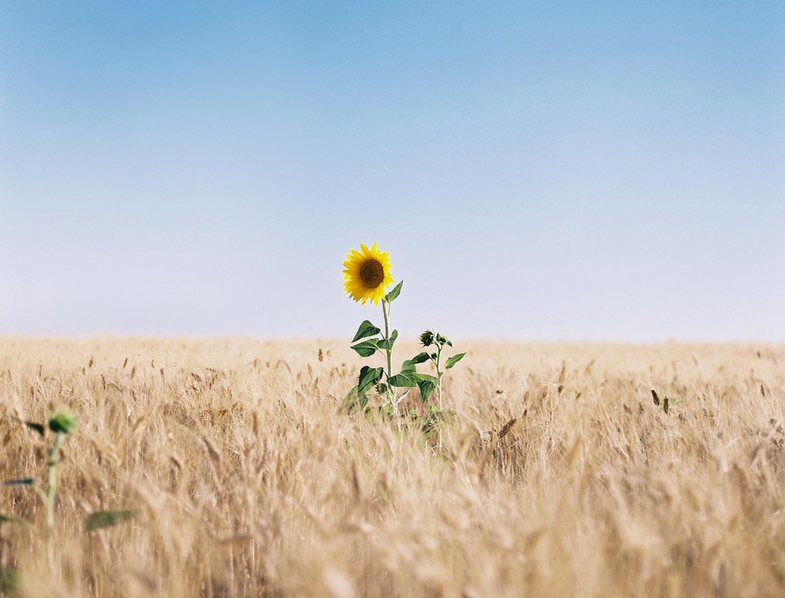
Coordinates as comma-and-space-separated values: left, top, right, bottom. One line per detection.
0, 338, 783, 597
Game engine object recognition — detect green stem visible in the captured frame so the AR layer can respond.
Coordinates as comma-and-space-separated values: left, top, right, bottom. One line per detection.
381, 299, 398, 426
436, 344, 444, 413
433, 343, 444, 451
382, 300, 393, 382
45, 433, 64, 574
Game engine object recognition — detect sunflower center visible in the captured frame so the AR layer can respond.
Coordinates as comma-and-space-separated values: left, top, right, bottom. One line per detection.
359, 259, 385, 288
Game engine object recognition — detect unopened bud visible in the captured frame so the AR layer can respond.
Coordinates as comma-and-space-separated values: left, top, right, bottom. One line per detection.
419, 331, 434, 346
49, 408, 78, 435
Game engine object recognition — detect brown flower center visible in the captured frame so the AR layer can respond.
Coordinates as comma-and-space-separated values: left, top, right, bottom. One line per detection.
359, 259, 385, 288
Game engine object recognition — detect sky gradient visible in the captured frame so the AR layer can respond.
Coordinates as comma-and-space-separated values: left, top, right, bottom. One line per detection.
1, 1, 784, 340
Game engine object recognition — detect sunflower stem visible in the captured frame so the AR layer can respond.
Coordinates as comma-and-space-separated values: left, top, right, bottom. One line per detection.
434, 344, 444, 451
44, 432, 64, 574
381, 299, 398, 427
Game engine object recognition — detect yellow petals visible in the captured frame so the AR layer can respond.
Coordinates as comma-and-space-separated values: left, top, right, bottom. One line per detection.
342, 242, 394, 305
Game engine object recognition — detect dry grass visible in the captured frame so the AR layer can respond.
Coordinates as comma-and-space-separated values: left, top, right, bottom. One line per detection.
1, 338, 784, 597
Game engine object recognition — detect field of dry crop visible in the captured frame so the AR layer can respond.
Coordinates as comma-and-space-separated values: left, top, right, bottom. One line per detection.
1, 338, 784, 597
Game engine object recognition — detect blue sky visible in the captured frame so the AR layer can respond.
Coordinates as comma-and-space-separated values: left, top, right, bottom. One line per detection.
1, 1, 783, 340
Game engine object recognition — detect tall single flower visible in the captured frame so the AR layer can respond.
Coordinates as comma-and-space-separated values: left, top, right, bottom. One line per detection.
343, 242, 394, 305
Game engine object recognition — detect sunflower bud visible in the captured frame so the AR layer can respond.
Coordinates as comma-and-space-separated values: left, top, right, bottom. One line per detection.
419, 330, 434, 346
436, 333, 448, 346
49, 408, 78, 435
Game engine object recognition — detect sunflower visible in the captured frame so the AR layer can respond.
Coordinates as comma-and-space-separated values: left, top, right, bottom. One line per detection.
342, 242, 395, 305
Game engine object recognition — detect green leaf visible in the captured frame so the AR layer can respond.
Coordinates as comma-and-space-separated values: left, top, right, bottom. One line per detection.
350, 339, 379, 357
352, 320, 380, 343
377, 329, 398, 351
388, 371, 438, 390
24, 421, 45, 436
415, 373, 439, 385
445, 353, 466, 369
2, 479, 35, 487
387, 371, 419, 388
84, 510, 140, 533
402, 352, 430, 372
384, 281, 403, 303
342, 386, 369, 414
358, 366, 384, 394
417, 378, 437, 403
343, 366, 383, 414
0, 513, 32, 527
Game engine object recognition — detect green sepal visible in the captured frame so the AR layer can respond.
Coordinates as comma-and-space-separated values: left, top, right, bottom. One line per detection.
419, 330, 434, 346
445, 353, 466, 369
350, 339, 379, 357
384, 281, 403, 303
352, 320, 381, 343
84, 510, 140, 533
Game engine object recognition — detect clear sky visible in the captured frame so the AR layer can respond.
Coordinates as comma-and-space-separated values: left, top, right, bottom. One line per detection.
1, 1, 784, 341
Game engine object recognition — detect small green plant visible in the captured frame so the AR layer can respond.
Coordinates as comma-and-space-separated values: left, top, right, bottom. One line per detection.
1, 407, 139, 577
341, 243, 467, 429
417, 330, 466, 414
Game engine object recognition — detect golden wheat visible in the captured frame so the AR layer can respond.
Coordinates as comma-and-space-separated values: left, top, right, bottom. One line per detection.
1, 338, 783, 597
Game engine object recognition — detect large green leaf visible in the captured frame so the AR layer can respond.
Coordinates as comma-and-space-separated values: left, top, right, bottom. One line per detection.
377, 329, 398, 351
445, 353, 466, 369
417, 378, 437, 403
384, 281, 403, 303
402, 352, 431, 373
388, 371, 438, 389
352, 320, 380, 343
387, 371, 418, 388
415, 373, 439, 385
350, 339, 379, 357
358, 366, 384, 394
84, 510, 140, 533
